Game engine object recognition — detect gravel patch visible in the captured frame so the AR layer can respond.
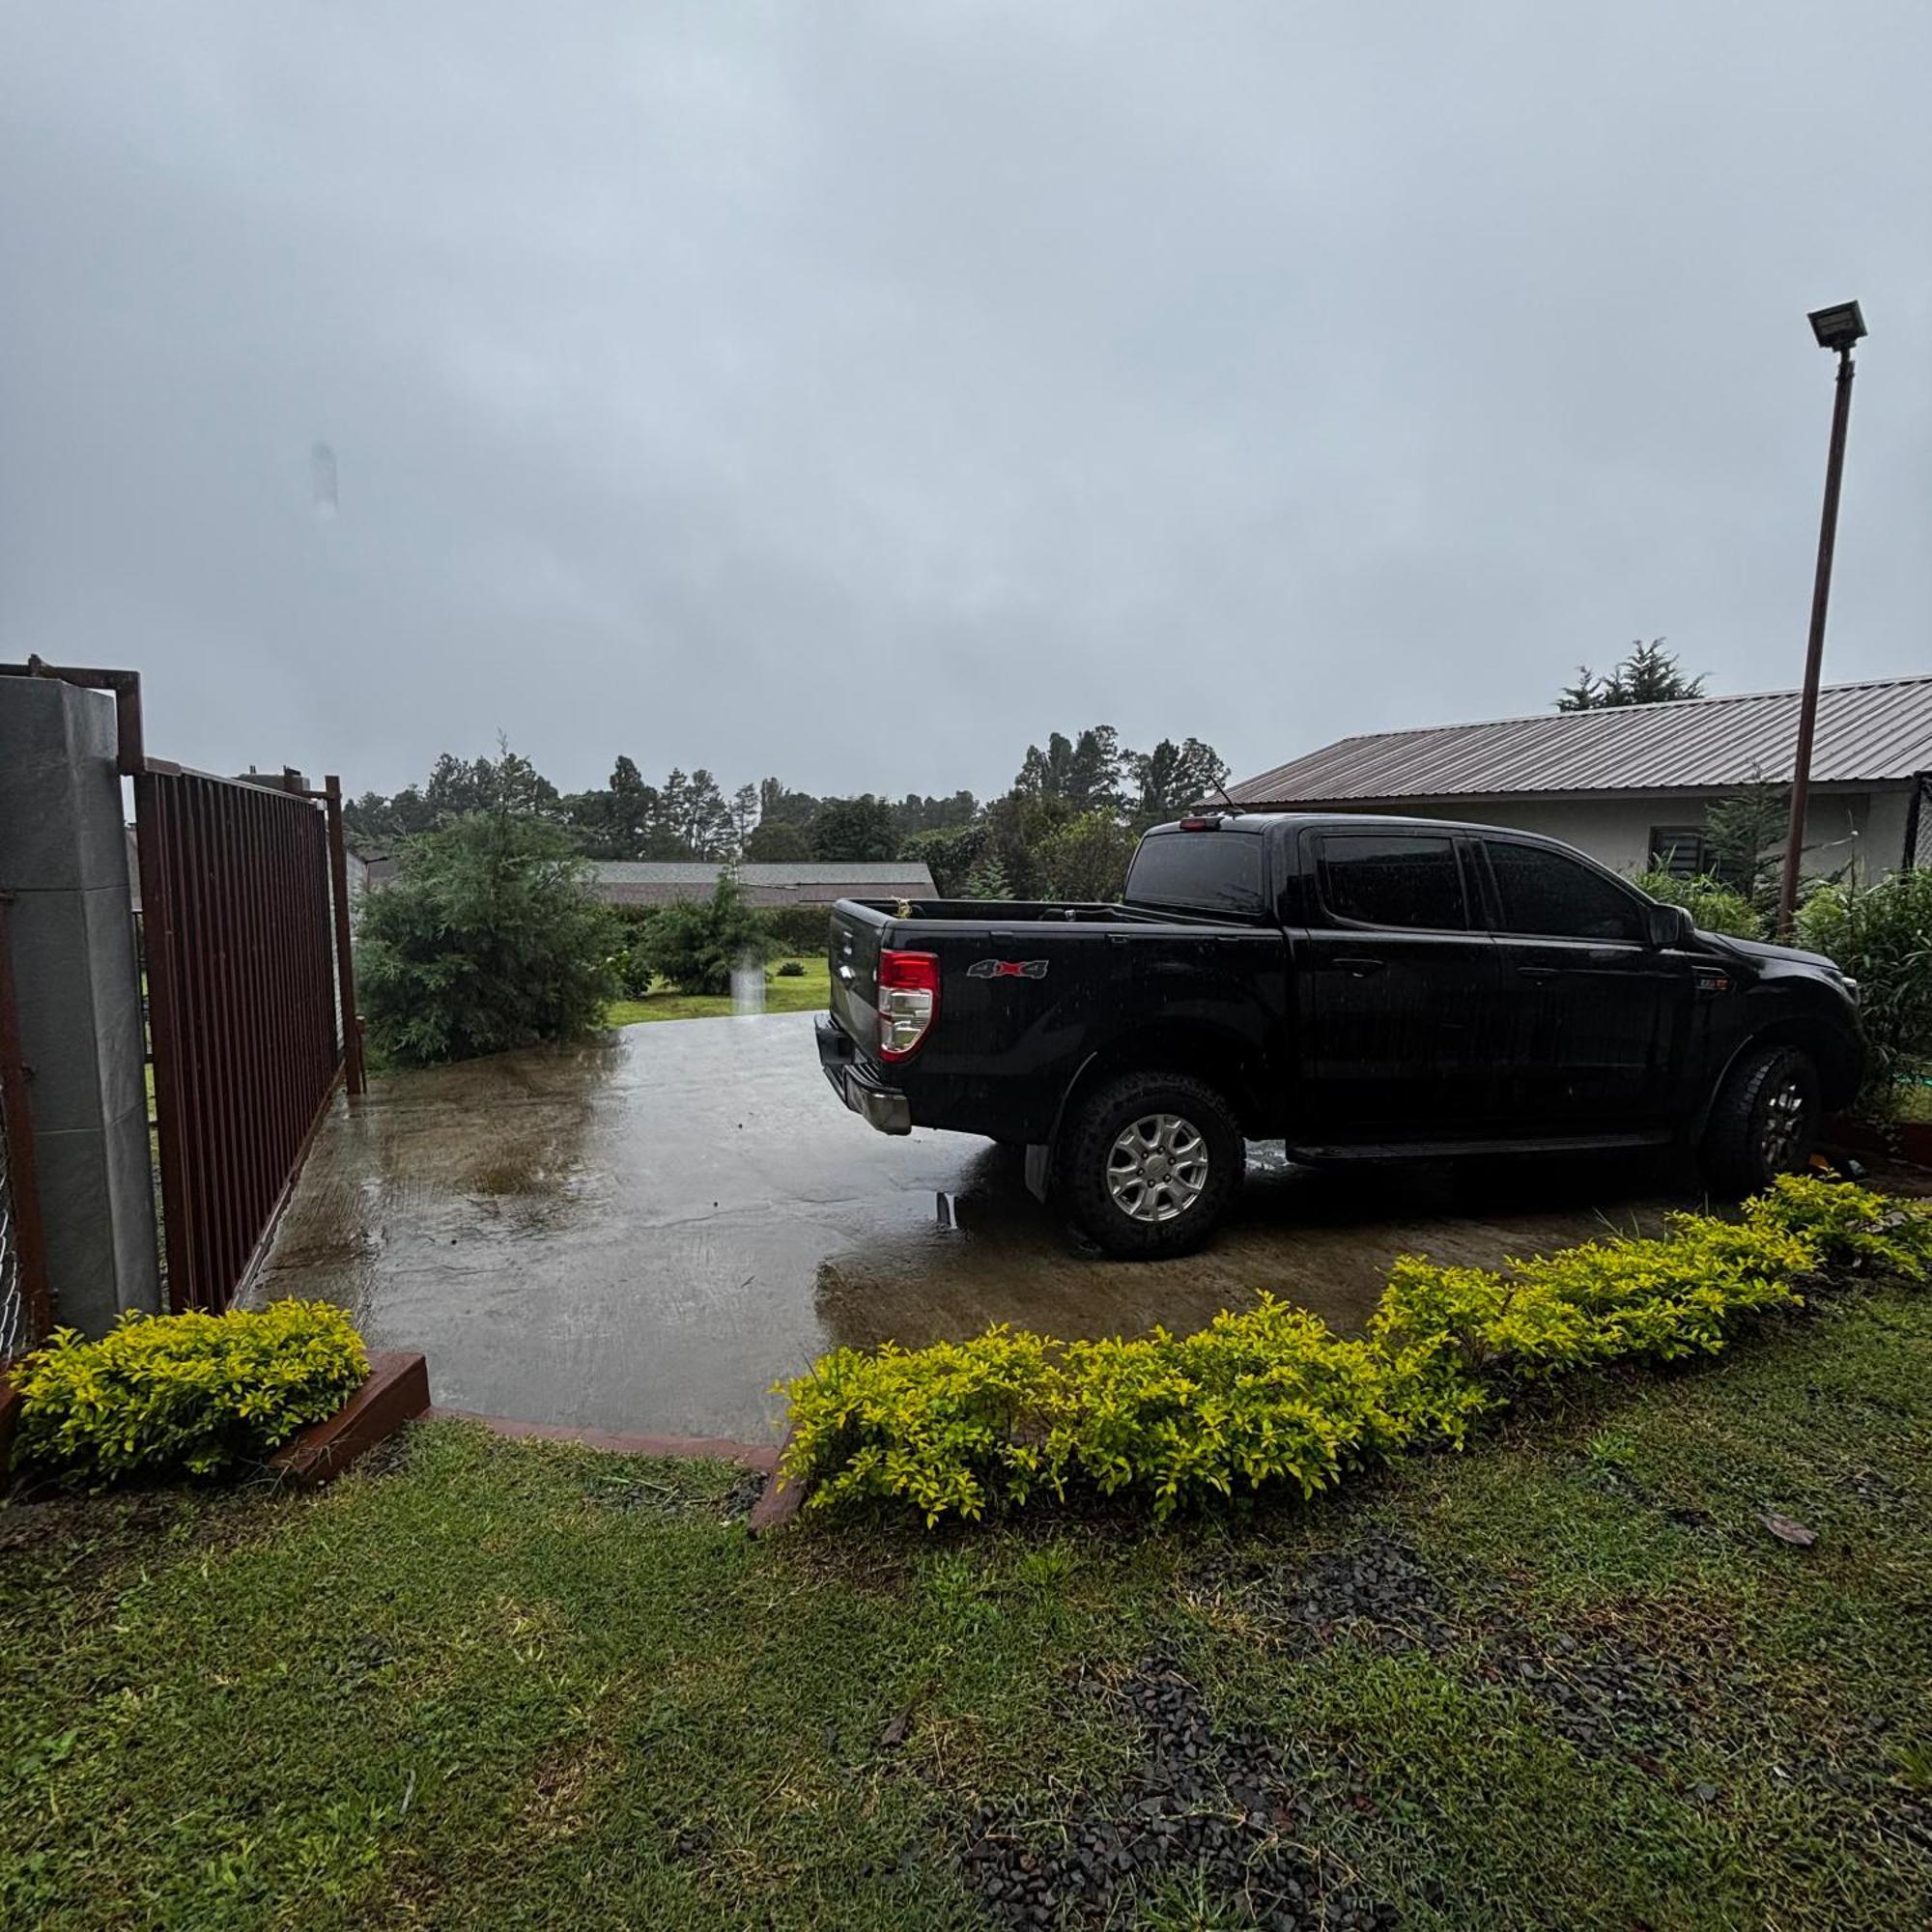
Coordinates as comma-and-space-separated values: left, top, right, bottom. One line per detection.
952, 1656, 1397, 1930
1471, 1627, 1696, 1761
1198, 1533, 1455, 1657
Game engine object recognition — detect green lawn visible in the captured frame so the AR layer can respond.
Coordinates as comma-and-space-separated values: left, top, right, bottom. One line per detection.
5, 1276, 1930, 1927
607, 955, 829, 1026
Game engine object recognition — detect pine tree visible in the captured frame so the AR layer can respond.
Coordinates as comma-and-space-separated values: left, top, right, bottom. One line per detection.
962, 853, 1012, 899
1704, 775, 1789, 904
1556, 639, 1705, 711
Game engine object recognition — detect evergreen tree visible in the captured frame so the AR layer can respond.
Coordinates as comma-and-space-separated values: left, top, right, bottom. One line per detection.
1556, 639, 1706, 711
962, 853, 1012, 899
1704, 775, 1789, 904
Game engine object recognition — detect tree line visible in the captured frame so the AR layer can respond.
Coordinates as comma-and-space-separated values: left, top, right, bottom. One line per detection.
343, 725, 1231, 903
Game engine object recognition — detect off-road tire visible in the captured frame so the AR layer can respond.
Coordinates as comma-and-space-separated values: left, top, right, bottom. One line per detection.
1059, 1070, 1241, 1260
1701, 1042, 1821, 1197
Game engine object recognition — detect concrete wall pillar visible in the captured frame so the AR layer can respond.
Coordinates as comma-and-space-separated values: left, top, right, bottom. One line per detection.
0, 677, 161, 1333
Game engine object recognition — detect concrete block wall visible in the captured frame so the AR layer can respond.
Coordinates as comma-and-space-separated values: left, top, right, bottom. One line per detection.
0, 677, 160, 1333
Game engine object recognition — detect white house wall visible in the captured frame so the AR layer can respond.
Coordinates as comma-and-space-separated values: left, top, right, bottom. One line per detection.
1321, 789, 1902, 882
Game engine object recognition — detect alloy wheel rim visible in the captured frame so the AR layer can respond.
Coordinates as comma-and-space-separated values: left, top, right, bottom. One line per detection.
1759, 1079, 1807, 1170
1106, 1113, 1210, 1223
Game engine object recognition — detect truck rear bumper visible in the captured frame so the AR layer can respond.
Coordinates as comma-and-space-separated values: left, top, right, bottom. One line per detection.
816, 1015, 912, 1135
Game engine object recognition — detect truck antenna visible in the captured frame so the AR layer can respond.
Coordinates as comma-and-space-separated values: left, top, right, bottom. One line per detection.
1212, 781, 1243, 815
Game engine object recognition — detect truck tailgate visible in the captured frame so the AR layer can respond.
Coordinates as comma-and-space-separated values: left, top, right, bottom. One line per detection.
828, 901, 884, 1054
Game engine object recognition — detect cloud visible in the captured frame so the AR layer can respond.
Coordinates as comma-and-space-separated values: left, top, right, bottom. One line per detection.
3, 1, 1927, 801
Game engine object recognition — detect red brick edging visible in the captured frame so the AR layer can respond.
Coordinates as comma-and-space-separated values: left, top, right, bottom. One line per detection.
426, 1405, 780, 1473
425, 1406, 805, 1535
270, 1350, 432, 1487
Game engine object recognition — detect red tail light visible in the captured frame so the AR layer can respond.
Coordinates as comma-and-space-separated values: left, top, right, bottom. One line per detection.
877, 950, 940, 1061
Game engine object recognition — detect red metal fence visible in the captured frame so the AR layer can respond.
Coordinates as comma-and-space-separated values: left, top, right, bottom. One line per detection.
136, 765, 358, 1311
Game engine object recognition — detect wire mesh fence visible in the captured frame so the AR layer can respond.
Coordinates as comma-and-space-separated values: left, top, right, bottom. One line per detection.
0, 1116, 28, 1362
1911, 775, 1932, 871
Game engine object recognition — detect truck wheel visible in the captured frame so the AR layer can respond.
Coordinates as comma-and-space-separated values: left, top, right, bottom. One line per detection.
1701, 1043, 1821, 1197
1059, 1071, 1240, 1259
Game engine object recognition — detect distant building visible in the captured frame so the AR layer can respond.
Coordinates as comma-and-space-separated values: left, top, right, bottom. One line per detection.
585, 861, 936, 909
1221, 674, 1932, 881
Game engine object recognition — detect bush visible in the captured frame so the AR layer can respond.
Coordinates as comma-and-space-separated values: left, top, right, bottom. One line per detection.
900, 823, 986, 897
1797, 869, 1932, 1119
12, 1301, 369, 1486
1036, 811, 1137, 903
1633, 869, 1765, 939
360, 810, 622, 1065
777, 1178, 1932, 1524
640, 873, 773, 996
776, 959, 807, 978
757, 904, 837, 955
613, 940, 654, 1000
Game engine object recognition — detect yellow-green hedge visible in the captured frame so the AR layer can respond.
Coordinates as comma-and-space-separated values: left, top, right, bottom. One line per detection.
778, 1179, 1932, 1524
11, 1299, 369, 1485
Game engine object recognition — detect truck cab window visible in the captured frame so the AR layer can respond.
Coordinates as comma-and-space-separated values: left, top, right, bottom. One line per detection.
1122, 834, 1266, 916
1316, 834, 1466, 930
1484, 840, 1646, 943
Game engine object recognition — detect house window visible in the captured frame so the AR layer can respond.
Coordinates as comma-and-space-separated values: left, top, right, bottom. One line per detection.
1648, 826, 1718, 879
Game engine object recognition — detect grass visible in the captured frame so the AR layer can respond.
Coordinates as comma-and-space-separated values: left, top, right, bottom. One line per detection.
4, 1281, 1930, 1928
607, 955, 829, 1026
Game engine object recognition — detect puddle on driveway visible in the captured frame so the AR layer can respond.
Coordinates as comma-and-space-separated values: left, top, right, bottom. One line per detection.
251, 1013, 1693, 1444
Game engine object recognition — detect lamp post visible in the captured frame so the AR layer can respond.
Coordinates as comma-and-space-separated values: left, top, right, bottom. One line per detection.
1776, 300, 1866, 936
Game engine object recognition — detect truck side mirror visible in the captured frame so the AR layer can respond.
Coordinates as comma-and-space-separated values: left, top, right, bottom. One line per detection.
1645, 902, 1695, 948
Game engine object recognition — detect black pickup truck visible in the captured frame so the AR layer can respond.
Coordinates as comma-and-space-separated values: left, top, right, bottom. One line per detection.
815, 813, 1862, 1258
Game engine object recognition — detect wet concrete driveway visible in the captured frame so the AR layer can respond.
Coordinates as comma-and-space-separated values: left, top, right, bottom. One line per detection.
250, 1012, 1694, 1443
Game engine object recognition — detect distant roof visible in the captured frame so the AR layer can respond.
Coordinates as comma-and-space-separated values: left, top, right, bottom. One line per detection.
589, 862, 932, 886
1225, 674, 1932, 808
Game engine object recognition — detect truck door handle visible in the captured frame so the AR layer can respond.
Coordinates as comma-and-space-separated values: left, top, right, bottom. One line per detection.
1334, 956, 1385, 978
1518, 965, 1560, 982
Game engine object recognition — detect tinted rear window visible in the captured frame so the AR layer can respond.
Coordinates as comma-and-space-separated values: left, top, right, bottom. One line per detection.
1316, 834, 1467, 930
1124, 832, 1267, 916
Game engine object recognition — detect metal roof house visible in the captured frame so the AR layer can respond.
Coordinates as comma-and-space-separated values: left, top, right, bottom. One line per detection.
1222, 674, 1932, 881
588, 860, 937, 908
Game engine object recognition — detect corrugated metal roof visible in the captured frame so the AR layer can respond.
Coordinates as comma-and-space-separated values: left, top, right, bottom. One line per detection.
589, 861, 934, 887
1225, 674, 1932, 807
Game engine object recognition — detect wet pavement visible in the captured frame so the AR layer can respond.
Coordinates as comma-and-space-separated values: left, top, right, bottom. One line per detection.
249, 1012, 1696, 1443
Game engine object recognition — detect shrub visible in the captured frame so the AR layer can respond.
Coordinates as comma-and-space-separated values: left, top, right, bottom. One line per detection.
1036, 811, 1136, 903
776, 959, 807, 978
1797, 869, 1932, 1119
12, 1301, 369, 1485
777, 1178, 1932, 1524
360, 810, 622, 1065
757, 904, 836, 955
640, 873, 773, 996
900, 823, 986, 897
1633, 869, 1765, 939
613, 940, 654, 1000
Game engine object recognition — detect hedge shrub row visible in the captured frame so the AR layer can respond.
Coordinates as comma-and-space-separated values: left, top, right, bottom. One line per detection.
11, 1299, 369, 1486
777, 1178, 1932, 1524
756, 903, 838, 955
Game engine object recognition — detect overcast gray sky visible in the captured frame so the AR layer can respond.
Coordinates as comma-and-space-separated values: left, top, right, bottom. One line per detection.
4, 3, 1927, 803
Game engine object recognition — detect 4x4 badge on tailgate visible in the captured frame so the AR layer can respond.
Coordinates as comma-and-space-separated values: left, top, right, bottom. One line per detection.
968, 958, 1049, 980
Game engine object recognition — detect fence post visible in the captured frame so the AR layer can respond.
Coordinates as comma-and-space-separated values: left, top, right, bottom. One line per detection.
324, 777, 366, 1096
0, 674, 161, 1333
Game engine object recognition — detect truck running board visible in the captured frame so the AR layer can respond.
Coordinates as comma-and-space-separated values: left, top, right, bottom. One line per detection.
1288, 1130, 1674, 1163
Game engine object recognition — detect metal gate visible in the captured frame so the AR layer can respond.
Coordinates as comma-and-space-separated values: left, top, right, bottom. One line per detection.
138, 764, 363, 1310
5, 662, 362, 1316
1905, 773, 1932, 871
